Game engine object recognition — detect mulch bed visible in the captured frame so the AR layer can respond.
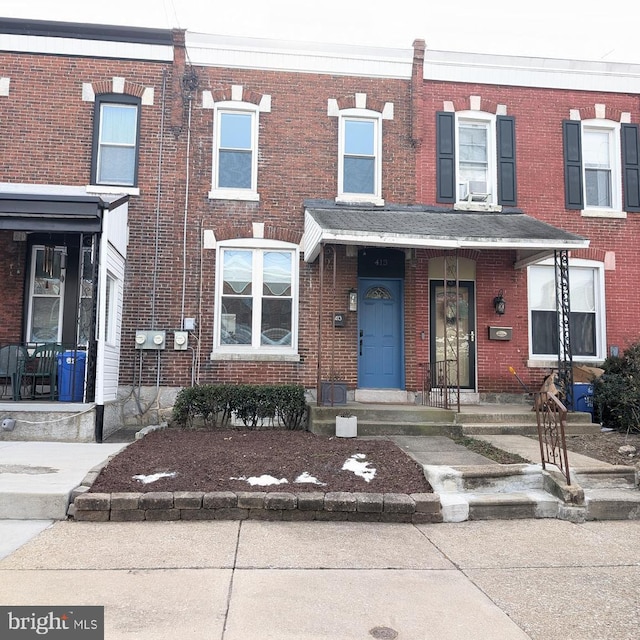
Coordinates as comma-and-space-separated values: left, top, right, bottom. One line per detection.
90, 429, 432, 494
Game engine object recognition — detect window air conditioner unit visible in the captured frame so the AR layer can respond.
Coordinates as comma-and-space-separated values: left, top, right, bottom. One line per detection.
459, 180, 490, 202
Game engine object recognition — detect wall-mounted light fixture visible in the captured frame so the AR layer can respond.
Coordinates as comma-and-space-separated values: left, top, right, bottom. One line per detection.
493, 289, 506, 315
348, 288, 357, 312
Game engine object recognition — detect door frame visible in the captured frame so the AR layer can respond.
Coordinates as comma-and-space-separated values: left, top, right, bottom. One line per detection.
357, 276, 405, 389
429, 279, 477, 391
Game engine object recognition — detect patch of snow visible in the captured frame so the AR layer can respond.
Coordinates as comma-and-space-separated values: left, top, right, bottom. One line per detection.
132, 471, 177, 484
231, 475, 289, 486
294, 471, 326, 485
342, 453, 377, 483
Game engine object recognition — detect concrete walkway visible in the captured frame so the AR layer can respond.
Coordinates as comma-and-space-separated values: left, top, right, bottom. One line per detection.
1, 518, 638, 639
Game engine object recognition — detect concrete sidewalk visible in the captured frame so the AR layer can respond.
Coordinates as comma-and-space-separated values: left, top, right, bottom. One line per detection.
0, 518, 638, 639
0, 441, 127, 520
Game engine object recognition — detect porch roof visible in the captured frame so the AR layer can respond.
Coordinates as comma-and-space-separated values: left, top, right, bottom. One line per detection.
302, 200, 589, 264
0, 184, 129, 232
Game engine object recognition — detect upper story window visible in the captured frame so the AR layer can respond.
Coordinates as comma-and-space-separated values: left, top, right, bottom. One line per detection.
210, 103, 259, 201
563, 119, 640, 215
328, 95, 393, 206
203, 86, 271, 202
91, 94, 140, 188
212, 239, 299, 359
436, 111, 517, 209
457, 117, 493, 202
583, 127, 615, 207
528, 260, 605, 362
339, 114, 380, 200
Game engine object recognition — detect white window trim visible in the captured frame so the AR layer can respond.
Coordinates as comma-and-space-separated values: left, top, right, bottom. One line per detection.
26, 245, 66, 344
336, 108, 384, 206
104, 272, 118, 347
209, 101, 260, 202
211, 238, 300, 361
527, 258, 606, 364
86, 185, 140, 196
581, 119, 622, 217
455, 111, 497, 206
94, 102, 139, 188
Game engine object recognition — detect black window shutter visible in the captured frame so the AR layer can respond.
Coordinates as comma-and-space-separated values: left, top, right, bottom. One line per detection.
622, 123, 640, 213
436, 112, 455, 203
563, 120, 583, 210
497, 115, 517, 206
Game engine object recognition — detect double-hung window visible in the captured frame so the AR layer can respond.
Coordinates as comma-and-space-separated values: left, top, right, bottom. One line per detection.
91, 94, 140, 188
583, 127, 614, 208
563, 119, 640, 214
338, 110, 382, 204
210, 104, 259, 201
436, 110, 517, 207
458, 119, 492, 202
214, 240, 298, 356
528, 261, 605, 361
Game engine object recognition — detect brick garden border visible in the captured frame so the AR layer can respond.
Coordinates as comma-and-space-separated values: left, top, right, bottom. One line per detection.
67, 431, 443, 524
70, 490, 442, 523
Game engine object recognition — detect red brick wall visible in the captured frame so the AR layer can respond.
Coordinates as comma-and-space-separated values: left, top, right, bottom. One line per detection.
0, 50, 177, 381
0, 232, 27, 345
415, 79, 640, 392
1, 46, 416, 390
164, 67, 415, 389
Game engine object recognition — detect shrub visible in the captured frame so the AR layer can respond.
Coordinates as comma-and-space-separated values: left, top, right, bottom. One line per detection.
592, 341, 640, 433
171, 383, 307, 430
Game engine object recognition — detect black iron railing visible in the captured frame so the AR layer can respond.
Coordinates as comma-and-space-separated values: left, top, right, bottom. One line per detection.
420, 360, 460, 410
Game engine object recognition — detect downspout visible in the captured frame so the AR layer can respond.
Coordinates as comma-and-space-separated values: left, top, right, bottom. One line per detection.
154, 71, 171, 406
180, 95, 193, 327
150, 69, 167, 330
316, 243, 325, 405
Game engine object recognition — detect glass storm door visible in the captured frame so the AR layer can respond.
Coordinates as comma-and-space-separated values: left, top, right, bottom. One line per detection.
429, 281, 476, 389
358, 278, 404, 389
27, 246, 66, 343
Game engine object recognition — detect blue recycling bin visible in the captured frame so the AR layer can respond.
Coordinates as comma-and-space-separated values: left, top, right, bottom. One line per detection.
57, 351, 86, 402
572, 382, 594, 417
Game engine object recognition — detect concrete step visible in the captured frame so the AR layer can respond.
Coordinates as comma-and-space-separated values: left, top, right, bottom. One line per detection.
466, 491, 561, 520
308, 403, 598, 437
584, 489, 640, 520
455, 409, 594, 425
461, 422, 601, 436
424, 459, 640, 523
309, 404, 455, 424
310, 421, 461, 437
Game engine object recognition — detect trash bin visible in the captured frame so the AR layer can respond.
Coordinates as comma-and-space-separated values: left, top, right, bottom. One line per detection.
57, 351, 86, 402
573, 382, 594, 417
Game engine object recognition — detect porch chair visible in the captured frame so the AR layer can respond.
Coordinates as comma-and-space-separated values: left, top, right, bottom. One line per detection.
0, 345, 29, 400
21, 343, 64, 400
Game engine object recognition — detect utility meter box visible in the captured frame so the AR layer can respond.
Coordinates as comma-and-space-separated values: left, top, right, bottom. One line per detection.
173, 331, 189, 350
135, 330, 166, 350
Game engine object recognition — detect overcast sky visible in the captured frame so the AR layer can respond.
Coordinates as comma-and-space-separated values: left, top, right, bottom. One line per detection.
2, 0, 639, 63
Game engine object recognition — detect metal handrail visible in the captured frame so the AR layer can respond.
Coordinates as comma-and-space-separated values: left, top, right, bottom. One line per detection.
534, 391, 571, 485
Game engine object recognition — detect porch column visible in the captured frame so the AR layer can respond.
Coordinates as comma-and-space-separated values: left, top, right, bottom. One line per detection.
554, 249, 573, 409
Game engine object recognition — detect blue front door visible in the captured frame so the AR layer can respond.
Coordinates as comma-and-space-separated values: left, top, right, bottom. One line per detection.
358, 278, 404, 389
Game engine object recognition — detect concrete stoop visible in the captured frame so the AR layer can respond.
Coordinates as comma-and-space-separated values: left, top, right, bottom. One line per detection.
308, 403, 598, 437
424, 462, 640, 523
